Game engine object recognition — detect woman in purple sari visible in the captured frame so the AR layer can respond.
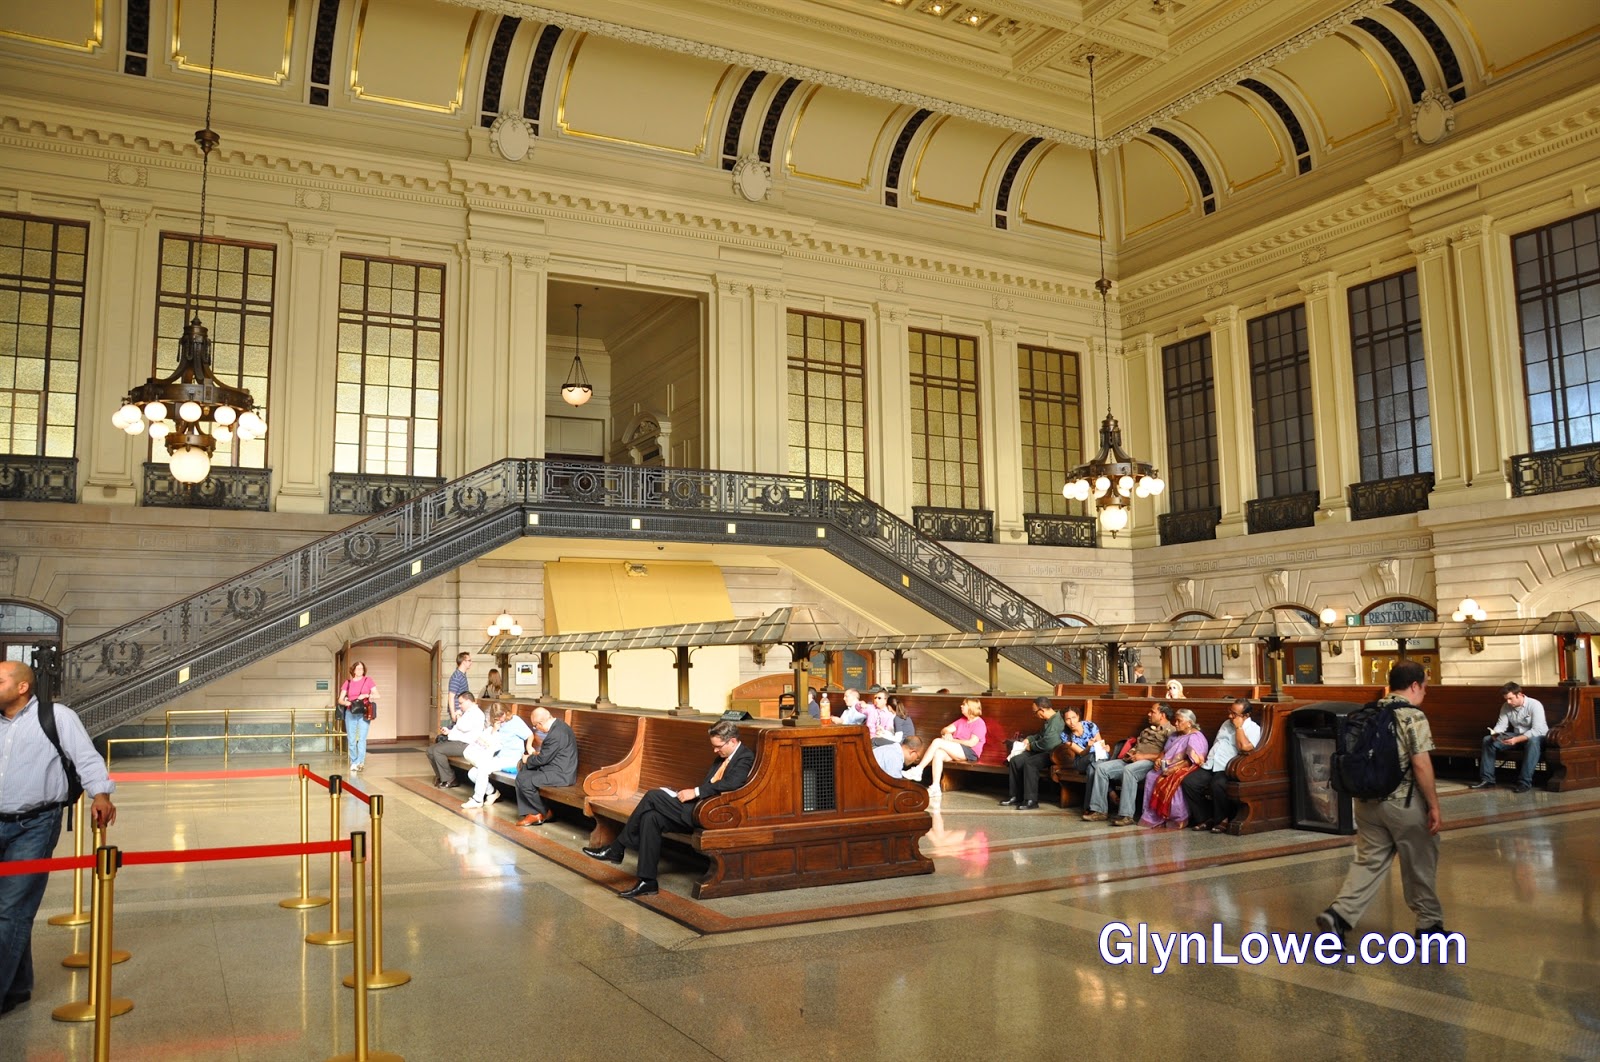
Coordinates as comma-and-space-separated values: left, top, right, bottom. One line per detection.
1139, 708, 1209, 828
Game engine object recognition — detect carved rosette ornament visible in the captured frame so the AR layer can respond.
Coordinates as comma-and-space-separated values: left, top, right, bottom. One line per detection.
1410, 89, 1456, 146
730, 156, 772, 202
488, 113, 535, 162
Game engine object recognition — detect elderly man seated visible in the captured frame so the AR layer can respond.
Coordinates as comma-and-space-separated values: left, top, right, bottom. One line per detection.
874, 735, 924, 778
1083, 703, 1175, 826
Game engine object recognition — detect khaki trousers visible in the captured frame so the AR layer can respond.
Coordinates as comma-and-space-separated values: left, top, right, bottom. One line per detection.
1329, 793, 1442, 930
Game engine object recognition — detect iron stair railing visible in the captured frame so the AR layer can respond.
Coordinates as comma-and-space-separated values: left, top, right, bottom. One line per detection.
64, 460, 1080, 736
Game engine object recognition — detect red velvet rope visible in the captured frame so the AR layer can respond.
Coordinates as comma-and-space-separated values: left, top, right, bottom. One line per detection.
304, 769, 332, 790
109, 767, 299, 783
0, 839, 346, 878
342, 782, 371, 805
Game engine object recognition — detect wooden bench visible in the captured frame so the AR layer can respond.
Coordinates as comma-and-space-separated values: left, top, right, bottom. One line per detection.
583, 716, 932, 897
1415, 685, 1570, 789
1054, 682, 1268, 701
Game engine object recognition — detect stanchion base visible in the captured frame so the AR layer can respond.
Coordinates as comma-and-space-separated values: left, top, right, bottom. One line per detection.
306, 931, 355, 946
63, 948, 130, 968
52, 998, 133, 1022
327, 1052, 403, 1062
46, 912, 92, 927
344, 968, 411, 990
280, 895, 331, 910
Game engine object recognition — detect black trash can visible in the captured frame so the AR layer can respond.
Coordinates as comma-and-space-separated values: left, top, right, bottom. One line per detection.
1287, 703, 1359, 835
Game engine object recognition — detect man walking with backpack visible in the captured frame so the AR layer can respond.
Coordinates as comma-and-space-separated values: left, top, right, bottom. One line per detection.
1317, 661, 1444, 945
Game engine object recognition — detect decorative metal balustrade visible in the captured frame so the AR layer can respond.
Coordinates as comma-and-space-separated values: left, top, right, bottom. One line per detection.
63, 460, 1081, 736
329, 471, 446, 515
1024, 513, 1098, 548
912, 505, 994, 543
1158, 507, 1221, 545
1246, 491, 1319, 534
1510, 443, 1600, 497
143, 463, 271, 511
1348, 472, 1433, 520
0, 456, 77, 503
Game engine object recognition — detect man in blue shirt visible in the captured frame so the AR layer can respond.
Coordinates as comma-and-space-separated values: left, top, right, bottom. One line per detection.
1470, 682, 1548, 793
0, 661, 117, 1017
1059, 708, 1101, 774
443, 651, 472, 735
1180, 698, 1260, 832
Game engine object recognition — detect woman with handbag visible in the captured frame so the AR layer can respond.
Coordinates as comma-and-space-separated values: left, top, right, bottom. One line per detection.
1138, 708, 1208, 828
338, 661, 378, 774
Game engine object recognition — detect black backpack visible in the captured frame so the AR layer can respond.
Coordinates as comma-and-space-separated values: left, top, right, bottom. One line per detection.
37, 700, 86, 822
1331, 700, 1412, 805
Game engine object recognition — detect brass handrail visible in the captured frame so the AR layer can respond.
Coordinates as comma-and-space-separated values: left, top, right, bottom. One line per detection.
104, 708, 342, 768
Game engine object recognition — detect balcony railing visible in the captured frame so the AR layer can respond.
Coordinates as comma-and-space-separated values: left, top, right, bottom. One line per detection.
912, 505, 994, 543
1348, 472, 1433, 520
0, 455, 77, 503
1158, 507, 1221, 545
1024, 513, 1098, 548
1246, 491, 1318, 534
142, 463, 271, 511
1510, 442, 1600, 497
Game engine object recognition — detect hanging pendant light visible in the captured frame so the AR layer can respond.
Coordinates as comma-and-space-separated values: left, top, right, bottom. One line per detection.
110, 0, 265, 485
1060, 54, 1163, 537
560, 302, 593, 406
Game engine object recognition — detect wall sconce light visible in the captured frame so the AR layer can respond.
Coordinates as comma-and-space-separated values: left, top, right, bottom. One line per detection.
1451, 597, 1487, 653
1318, 606, 1344, 656
1226, 643, 1242, 659
487, 610, 523, 638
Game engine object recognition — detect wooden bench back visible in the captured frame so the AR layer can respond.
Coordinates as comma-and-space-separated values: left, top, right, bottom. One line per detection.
566, 709, 646, 776
1055, 682, 1267, 701
635, 716, 720, 792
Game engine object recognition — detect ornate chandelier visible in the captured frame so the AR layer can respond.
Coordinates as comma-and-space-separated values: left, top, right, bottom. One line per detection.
560, 302, 593, 406
109, 0, 265, 484
1060, 55, 1163, 536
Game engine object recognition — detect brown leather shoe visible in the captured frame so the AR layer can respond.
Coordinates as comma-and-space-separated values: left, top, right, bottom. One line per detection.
1081, 811, 1107, 822
516, 814, 539, 827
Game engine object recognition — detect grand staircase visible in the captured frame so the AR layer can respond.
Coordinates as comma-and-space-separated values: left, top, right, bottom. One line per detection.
62, 460, 1082, 736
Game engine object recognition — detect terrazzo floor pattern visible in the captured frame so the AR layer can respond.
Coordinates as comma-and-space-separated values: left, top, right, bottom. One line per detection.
4, 746, 1597, 1061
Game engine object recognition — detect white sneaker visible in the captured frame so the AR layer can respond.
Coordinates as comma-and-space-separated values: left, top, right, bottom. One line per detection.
902, 768, 925, 782
484, 791, 500, 806
461, 799, 483, 809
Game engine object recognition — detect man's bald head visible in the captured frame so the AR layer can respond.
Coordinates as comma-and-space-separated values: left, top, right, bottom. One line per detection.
0, 660, 36, 715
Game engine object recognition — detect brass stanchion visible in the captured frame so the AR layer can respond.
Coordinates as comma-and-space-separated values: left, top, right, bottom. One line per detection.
282, 763, 331, 909
307, 774, 353, 946
53, 846, 131, 1025
47, 794, 91, 927
344, 795, 409, 990
329, 832, 402, 1062
64, 823, 130, 968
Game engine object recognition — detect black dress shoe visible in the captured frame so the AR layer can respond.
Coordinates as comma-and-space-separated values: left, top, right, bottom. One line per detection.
1467, 780, 1496, 789
1015, 800, 1040, 810
582, 843, 624, 863
998, 797, 1019, 806
0, 992, 29, 1015
619, 878, 659, 899
1511, 782, 1532, 793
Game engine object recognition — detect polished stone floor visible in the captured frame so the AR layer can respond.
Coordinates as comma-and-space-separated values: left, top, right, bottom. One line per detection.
5, 746, 1598, 1061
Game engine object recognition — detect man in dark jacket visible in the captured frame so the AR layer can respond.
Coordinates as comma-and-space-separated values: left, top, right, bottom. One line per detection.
1002, 697, 1064, 810
583, 721, 754, 898
514, 707, 577, 826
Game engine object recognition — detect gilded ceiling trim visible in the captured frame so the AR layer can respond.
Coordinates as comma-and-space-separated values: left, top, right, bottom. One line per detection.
557, 35, 734, 157
351, 4, 481, 114
0, 0, 104, 53
783, 86, 900, 189
172, 0, 296, 86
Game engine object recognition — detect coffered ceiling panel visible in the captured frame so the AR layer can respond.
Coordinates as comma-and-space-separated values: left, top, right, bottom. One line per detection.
350, 0, 479, 114
1017, 144, 1100, 238
172, 0, 296, 85
786, 86, 901, 190
559, 35, 733, 156
0, 0, 102, 54
910, 115, 1012, 213
1448, 0, 1600, 77
1274, 34, 1396, 150
1178, 91, 1285, 195
1120, 139, 1193, 238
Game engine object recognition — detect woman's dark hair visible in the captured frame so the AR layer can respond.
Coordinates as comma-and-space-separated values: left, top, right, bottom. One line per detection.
348, 660, 366, 677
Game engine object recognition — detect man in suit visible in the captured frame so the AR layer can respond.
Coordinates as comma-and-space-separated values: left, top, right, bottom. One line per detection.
515, 707, 577, 826
583, 720, 753, 899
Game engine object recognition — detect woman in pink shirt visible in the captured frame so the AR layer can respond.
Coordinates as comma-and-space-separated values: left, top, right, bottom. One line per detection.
902, 698, 986, 803
338, 661, 378, 773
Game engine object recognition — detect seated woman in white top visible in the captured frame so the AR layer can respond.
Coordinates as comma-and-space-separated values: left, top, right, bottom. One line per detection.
464, 706, 532, 808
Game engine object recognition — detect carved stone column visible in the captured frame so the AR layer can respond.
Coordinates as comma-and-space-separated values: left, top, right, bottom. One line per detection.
83, 198, 156, 504
508, 253, 548, 460
1206, 306, 1252, 538
274, 223, 337, 513
986, 318, 1024, 539
459, 241, 511, 474
1447, 217, 1516, 498
708, 276, 784, 473
872, 301, 912, 519
1408, 232, 1465, 495
1300, 272, 1354, 520
750, 284, 787, 475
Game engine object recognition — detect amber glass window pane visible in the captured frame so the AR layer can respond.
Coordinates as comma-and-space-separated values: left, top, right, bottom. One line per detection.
786, 310, 868, 494
0, 212, 87, 457
1018, 344, 1081, 515
908, 328, 981, 508
1162, 335, 1219, 513
1247, 305, 1317, 497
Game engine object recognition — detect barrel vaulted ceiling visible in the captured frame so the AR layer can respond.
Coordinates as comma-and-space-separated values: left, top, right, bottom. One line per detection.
1, 0, 1597, 264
